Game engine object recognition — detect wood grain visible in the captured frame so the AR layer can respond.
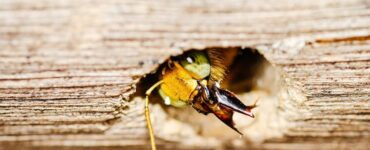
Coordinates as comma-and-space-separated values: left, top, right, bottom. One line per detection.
0, 0, 369, 149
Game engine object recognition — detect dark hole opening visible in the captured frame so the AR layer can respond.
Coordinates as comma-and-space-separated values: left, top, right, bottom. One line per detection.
134, 47, 269, 99
132, 46, 277, 145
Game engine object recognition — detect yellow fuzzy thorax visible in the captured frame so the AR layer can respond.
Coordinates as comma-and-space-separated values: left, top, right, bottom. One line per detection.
159, 62, 200, 106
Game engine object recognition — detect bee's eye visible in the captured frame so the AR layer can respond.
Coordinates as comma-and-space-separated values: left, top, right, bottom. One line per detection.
186, 56, 195, 64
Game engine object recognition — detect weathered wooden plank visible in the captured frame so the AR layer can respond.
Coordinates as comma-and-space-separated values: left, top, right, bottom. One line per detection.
0, 0, 369, 149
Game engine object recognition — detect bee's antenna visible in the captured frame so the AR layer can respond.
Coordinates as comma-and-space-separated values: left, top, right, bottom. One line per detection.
145, 80, 164, 150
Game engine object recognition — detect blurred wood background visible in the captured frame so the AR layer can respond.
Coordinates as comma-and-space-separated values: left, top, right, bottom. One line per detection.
0, 0, 369, 149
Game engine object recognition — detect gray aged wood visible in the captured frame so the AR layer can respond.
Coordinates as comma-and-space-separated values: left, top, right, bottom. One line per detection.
0, 0, 369, 149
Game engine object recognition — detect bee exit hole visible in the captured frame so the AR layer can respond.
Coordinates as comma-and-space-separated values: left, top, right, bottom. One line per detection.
133, 47, 284, 148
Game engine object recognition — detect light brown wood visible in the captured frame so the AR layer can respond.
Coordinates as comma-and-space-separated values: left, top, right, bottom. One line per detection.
0, 0, 369, 149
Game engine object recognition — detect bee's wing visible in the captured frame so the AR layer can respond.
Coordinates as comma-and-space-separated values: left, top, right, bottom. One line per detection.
207, 48, 238, 83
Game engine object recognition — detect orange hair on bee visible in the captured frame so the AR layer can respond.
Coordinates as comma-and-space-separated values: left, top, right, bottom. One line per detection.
207, 48, 238, 83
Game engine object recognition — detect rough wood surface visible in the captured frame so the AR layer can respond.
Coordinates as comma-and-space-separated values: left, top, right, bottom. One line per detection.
0, 0, 369, 149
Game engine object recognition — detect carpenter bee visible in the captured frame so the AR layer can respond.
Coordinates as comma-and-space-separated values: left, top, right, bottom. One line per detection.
145, 48, 257, 150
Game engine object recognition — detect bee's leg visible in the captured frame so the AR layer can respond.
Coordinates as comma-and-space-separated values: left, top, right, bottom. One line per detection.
192, 100, 210, 115
145, 80, 163, 150
212, 105, 243, 135
190, 84, 211, 115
